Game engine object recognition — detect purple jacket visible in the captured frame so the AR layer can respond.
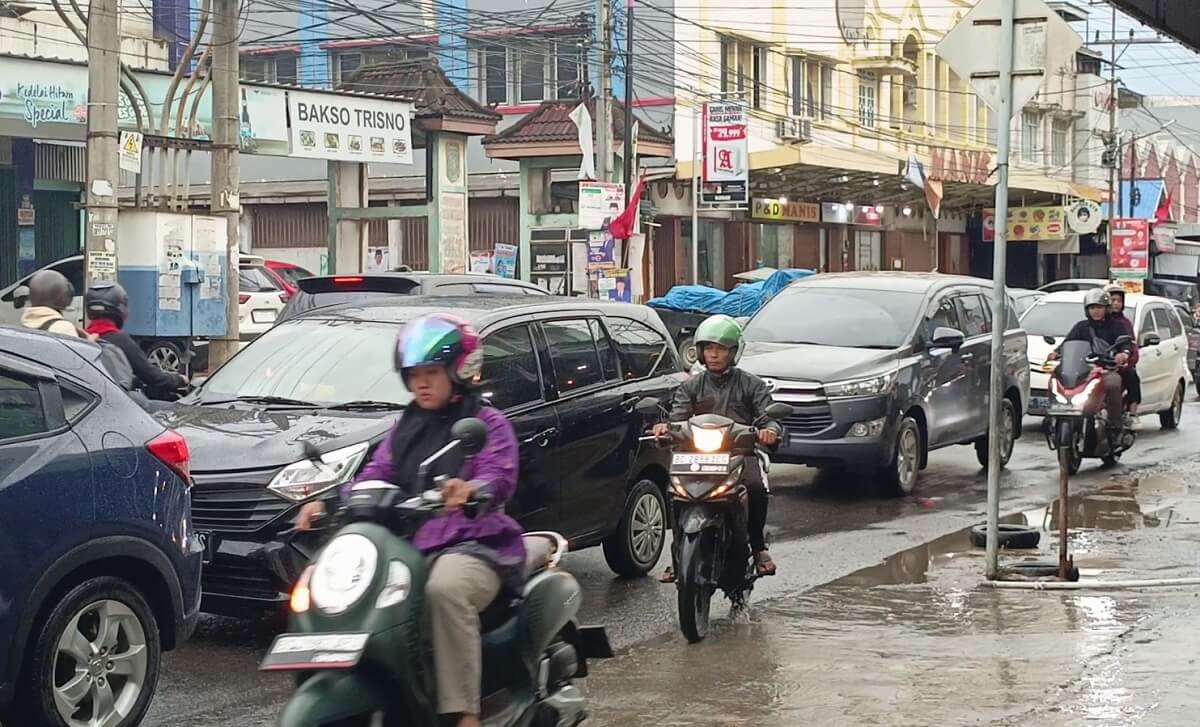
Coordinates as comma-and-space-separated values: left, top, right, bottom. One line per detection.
343, 407, 526, 563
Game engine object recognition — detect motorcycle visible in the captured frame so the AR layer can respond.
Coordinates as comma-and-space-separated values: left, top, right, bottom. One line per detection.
636, 398, 793, 643
261, 417, 613, 726
1041, 335, 1136, 474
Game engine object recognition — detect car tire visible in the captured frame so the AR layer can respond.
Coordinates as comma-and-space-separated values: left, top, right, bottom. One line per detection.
878, 416, 922, 497
18, 576, 161, 727
678, 336, 698, 369
603, 479, 667, 578
144, 339, 187, 376
1159, 382, 1184, 430
969, 523, 1040, 550
974, 399, 1017, 469
1003, 560, 1080, 581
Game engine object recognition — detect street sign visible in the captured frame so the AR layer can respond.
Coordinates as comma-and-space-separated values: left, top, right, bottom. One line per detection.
936, 0, 1082, 119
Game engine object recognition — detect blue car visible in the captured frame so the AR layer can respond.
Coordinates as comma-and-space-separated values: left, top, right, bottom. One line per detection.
0, 326, 202, 727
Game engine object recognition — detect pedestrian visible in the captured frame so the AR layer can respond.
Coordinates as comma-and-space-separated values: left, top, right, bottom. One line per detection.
20, 270, 91, 339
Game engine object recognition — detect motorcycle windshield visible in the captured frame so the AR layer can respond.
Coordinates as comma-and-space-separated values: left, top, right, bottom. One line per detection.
1057, 340, 1094, 388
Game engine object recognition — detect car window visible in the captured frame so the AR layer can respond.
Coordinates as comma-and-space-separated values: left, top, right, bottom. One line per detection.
925, 296, 960, 340
955, 294, 991, 337
475, 283, 531, 295
1166, 306, 1185, 339
1150, 307, 1174, 341
0, 372, 48, 440
54, 259, 85, 296
434, 283, 475, 296
239, 267, 279, 292
542, 319, 604, 392
589, 320, 621, 380
609, 317, 671, 379
60, 383, 96, 422
479, 324, 544, 410
275, 266, 313, 287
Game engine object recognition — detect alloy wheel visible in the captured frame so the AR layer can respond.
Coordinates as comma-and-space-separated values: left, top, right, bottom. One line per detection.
53, 599, 149, 727
897, 426, 919, 489
630, 492, 665, 566
146, 345, 181, 374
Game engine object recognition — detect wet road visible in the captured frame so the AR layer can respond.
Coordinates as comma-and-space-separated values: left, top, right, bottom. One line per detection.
143, 404, 1200, 726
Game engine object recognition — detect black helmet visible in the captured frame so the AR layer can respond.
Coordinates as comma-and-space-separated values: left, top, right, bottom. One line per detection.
27, 270, 75, 311
85, 281, 130, 327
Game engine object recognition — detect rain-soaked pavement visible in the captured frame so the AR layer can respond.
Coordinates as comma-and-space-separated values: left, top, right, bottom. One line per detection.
137, 403, 1200, 726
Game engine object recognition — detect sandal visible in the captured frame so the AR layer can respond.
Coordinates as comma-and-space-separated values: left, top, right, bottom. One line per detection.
659, 566, 676, 583
755, 551, 776, 576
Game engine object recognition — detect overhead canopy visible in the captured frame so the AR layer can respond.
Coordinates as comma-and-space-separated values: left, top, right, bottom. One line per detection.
1110, 0, 1200, 53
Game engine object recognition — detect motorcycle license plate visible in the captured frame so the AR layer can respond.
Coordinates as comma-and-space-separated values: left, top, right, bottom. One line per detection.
1029, 396, 1050, 413
260, 632, 370, 671
671, 453, 731, 474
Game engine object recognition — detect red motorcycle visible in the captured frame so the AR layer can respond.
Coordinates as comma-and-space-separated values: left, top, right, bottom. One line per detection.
1042, 335, 1135, 474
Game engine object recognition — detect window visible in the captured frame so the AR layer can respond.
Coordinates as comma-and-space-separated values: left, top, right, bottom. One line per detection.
751, 46, 767, 109
334, 52, 362, 83
1150, 307, 1175, 342
720, 37, 736, 94
60, 383, 95, 422
238, 267, 279, 292
589, 320, 621, 380
858, 71, 878, 127
791, 58, 830, 118
955, 294, 991, 337
609, 318, 672, 379
274, 56, 298, 85
0, 372, 48, 440
745, 287, 926, 350
477, 39, 584, 105
820, 66, 833, 120
1052, 119, 1070, 167
790, 56, 806, 117
241, 58, 269, 82
949, 69, 965, 140
926, 296, 960, 341
482, 44, 508, 105
542, 319, 604, 392
479, 325, 544, 410
54, 258, 84, 296
519, 46, 547, 103
1021, 111, 1040, 163
854, 230, 881, 271
974, 96, 989, 144
1166, 306, 1185, 339
555, 40, 584, 99
719, 35, 765, 102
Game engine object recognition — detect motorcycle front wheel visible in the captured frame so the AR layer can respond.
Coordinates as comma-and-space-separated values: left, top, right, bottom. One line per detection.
676, 533, 715, 643
1055, 420, 1083, 475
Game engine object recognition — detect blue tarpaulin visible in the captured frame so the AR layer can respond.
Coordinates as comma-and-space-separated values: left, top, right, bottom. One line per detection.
1100, 180, 1165, 220
647, 268, 815, 316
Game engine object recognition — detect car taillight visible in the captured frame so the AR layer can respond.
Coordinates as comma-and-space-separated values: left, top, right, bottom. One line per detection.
238, 293, 250, 304
147, 430, 191, 482
333, 276, 363, 285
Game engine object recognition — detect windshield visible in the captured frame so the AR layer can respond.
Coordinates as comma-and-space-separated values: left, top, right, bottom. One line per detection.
274, 266, 314, 287
744, 287, 925, 349
201, 318, 411, 406
239, 266, 279, 292
1058, 339, 1094, 388
1021, 301, 1136, 338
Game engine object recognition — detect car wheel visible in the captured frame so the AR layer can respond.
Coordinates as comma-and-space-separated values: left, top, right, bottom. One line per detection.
878, 416, 922, 497
144, 339, 187, 376
968, 523, 1040, 549
1160, 383, 1184, 430
974, 399, 1017, 469
603, 480, 667, 577
19, 577, 161, 727
678, 336, 698, 368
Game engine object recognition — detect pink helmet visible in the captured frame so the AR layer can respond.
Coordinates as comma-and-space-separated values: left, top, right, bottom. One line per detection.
394, 313, 483, 386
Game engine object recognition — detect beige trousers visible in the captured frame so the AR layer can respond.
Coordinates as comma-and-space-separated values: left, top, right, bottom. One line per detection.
427, 553, 502, 716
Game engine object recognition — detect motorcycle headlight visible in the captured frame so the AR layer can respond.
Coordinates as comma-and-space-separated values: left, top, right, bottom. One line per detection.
692, 427, 725, 452
268, 441, 370, 502
375, 561, 412, 609
824, 371, 897, 398
310, 533, 378, 616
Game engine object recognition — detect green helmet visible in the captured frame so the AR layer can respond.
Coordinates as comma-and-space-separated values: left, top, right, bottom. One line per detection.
695, 314, 744, 361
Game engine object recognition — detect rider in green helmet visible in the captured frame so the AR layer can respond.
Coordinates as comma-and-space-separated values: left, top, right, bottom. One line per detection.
654, 314, 783, 579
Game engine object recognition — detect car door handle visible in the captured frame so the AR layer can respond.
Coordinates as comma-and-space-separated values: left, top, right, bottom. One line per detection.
960, 353, 975, 364
522, 427, 558, 447
621, 397, 640, 413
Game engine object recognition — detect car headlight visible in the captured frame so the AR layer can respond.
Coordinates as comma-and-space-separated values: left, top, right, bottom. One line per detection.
692, 427, 725, 452
310, 533, 377, 615
268, 441, 369, 502
824, 371, 897, 398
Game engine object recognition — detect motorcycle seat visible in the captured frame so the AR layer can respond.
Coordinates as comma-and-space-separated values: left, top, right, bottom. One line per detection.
478, 535, 559, 633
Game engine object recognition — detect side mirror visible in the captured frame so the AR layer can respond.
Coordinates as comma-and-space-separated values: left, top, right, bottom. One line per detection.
931, 326, 965, 351
635, 397, 662, 417
451, 417, 489, 456
12, 285, 29, 309
1042, 335, 1057, 346
1142, 332, 1161, 348
765, 402, 794, 419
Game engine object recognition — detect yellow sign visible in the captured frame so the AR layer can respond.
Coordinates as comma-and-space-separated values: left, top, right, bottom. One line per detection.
983, 206, 1067, 242
1117, 279, 1143, 295
751, 198, 820, 223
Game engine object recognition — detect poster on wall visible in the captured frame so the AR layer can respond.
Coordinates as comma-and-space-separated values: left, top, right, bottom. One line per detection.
469, 251, 492, 273
366, 246, 390, 272
597, 268, 632, 302
288, 89, 413, 165
579, 182, 625, 230
493, 244, 517, 278
587, 230, 616, 270
701, 101, 749, 206
438, 193, 468, 273
1110, 218, 1150, 277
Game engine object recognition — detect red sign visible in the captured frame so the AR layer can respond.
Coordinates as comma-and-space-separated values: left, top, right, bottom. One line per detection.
930, 147, 994, 185
1110, 218, 1150, 274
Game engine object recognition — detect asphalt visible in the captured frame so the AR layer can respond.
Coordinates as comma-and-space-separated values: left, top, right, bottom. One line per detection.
136, 402, 1200, 726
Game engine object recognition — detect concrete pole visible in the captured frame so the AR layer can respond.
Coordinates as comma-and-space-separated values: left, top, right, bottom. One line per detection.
985, 0, 1017, 580
622, 0, 635, 203
595, 0, 611, 184
691, 90, 700, 285
84, 0, 122, 292
207, 0, 241, 369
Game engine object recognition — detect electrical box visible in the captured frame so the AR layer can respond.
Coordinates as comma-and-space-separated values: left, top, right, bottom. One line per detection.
115, 211, 228, 339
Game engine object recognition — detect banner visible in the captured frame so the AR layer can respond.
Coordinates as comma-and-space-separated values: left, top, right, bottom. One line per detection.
983, 206, 1067, 242
469, 251, 492, 273
1153, 224, 1177, 253
578, 181, 625, 230
240, 86, 290, 156
1110, 218, 1150, 278
587, 230, 616, 271
493, 243, 517, 279
597, 268, 632, 302
288, 89, 413, 165
701, 101, 749, 205
751, 198, 820, 223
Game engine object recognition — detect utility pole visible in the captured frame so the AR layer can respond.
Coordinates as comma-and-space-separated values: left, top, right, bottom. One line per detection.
622, 0, 634, 203
595, 0, 611, 184
1107, 2, 1118, 229
84, 0, 121, 292
208, 0, 241, 368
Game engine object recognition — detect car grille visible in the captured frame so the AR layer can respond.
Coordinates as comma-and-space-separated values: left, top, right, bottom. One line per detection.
203, 557, 283, 601
190, 478, 293, 532
780, 402, 835, 435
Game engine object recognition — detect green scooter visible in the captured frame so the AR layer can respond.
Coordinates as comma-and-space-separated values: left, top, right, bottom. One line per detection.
260, 417, 614, 726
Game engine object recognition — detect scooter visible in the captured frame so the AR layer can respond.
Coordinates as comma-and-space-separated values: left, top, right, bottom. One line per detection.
1041, 335, 1136, 474
637, 398, 793, 643
261, 417, 613, 726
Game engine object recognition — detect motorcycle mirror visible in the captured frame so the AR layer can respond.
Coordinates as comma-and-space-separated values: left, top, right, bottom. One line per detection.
635, 397, 662, 417
1114, 334, 1133, 346
451, 417, 489, 456
765, 402, 794, 419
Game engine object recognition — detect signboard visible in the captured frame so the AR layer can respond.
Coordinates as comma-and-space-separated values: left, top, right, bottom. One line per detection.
587, 230, 616, 271
701, 101, 749, 206
1110, 218, 1150, 278
288, 90, 413, 165
493, 243, 517, 278
578, 181, 625, 230
821, 202, 882, 227
1066, 199, 1101, 235
1152, 224, 1177, 253
597, 268, 632, 302
1116, 279, 1144, 295
365, 246, 390, 272
983, 206, 1066, 242
929, 147, 994, 184
751, 198, 820, 223
240, 86, 290, 156
118, 131, 143, 174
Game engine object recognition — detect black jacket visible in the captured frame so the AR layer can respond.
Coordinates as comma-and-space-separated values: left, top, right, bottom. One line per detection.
669, 367, 782, 433
98, 330, 187, 398
1062, 316, 1132, 354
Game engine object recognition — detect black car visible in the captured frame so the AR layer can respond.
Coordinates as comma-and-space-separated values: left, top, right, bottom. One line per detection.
276, 272, 551, 324
161, 296, 683, 616
736, 273, 1030, 495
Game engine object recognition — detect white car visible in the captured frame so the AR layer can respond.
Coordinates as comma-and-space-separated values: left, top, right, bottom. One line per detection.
1037, 278, 1108, 294
237, 257, 286, 345
0, 256, 86, 327
1021, 290, 1192, 426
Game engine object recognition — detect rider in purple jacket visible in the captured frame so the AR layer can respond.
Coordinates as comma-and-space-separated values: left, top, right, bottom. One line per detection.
297, 313, 524, 727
